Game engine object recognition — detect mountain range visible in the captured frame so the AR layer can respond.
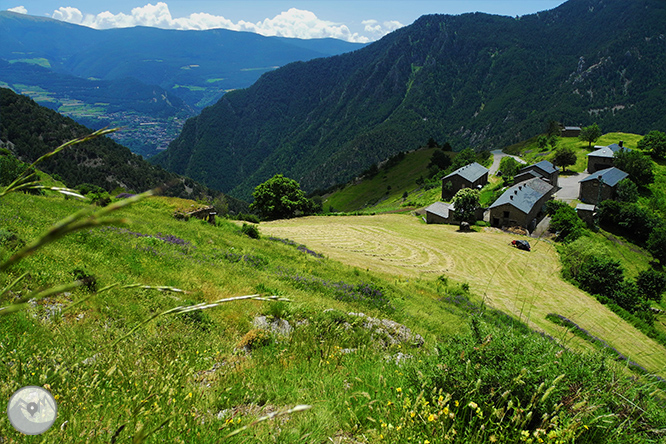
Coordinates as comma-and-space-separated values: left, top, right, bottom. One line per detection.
0, 11, 364, 156
151, 0, 666, 200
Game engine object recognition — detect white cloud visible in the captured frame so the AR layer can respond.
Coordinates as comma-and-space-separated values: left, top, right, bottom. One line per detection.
7, 6, 28, 14
49, 2, 400, 42
362, 19, 404, 40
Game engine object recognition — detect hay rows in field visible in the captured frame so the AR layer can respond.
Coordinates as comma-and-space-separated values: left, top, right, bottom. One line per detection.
262, 223, 454, 275
262, 215, 666, 376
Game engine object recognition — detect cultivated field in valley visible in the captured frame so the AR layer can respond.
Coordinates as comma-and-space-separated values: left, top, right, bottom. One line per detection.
262, 214, 666, 376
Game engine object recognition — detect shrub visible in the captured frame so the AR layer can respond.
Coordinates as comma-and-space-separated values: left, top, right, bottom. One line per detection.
636, 269, 666, 302
241, 222, 260, 239
544, 200, 569, 216
646, 226, 666, 264
614, 149, 655, 187
499, 156, 521, 179
615, 178, 639, 203
90, 191, 112, 207
549, 205, 586, 242
576, 255, 624, 298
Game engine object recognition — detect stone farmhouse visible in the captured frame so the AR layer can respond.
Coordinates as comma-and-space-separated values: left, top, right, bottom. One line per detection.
579, 167, 629, 205
441, 162, 489, 199
561, 126, 581, 137
424, 201, 485, 225
587, 142, 627, 173
514, 160, 560, 188
424, 202, 457, 224
488, 177, 555, 231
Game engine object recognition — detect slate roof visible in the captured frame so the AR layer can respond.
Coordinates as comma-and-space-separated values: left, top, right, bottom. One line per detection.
521, 160, 558, 175
588, 144, 628, 159
579, 167, 628, 187
576, 203, 596, 212
425, 201, 454, 219
564, 126, 581, 131
515, 170, 543, 180
489, 177, 554, 214
444, 162, 488, 183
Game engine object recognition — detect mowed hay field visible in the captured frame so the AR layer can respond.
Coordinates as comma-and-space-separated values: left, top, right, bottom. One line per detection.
262, 214, 666, 377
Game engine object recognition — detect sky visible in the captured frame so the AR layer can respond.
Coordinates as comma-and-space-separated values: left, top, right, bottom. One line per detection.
2, 1, 567, 43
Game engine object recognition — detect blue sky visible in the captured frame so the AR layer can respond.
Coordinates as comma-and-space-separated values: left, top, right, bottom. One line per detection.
2, 1, 567, 42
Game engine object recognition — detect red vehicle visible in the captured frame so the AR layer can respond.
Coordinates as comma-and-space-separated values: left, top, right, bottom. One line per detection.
511, 240, 531, 251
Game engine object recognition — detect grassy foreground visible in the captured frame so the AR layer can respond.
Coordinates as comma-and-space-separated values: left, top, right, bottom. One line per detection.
1, 191, 666, 443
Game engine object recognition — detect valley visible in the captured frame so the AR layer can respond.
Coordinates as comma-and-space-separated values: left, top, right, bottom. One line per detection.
2, 0, 666, 441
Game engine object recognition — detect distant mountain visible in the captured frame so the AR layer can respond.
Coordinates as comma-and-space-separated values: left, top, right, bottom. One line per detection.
0, 87, 213, 200
151, 0, 666, 200
0, 11, 365, 156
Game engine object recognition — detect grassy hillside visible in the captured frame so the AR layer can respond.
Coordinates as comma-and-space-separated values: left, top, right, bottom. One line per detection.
2, 186, 666, 442
504, 132, 644, 173
323, 147, 442, 213
261, 214, 666, 376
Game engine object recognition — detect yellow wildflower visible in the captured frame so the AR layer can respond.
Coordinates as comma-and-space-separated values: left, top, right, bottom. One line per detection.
428, 414, 435, 422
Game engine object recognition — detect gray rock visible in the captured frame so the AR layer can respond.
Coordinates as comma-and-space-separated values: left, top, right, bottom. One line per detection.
253, 316, 293, 337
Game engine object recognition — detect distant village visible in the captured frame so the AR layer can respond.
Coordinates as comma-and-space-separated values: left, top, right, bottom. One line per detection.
425, 125, 629, 234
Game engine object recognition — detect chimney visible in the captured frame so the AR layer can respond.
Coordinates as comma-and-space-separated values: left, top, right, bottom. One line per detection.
619, 141, 623, 147
510, 195, 514, 200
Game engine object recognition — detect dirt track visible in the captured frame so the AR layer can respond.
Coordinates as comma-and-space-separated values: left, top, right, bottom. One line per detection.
262, 214, 666, 376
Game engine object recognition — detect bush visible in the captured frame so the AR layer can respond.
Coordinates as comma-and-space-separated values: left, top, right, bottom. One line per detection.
559, 237, 611, 281
498, 156, 521, 179
636, 269, 666, 302
89, 192, 112, 207
598, 200, 662, 245
549, 205, 586, 242
234, 212, 260, 223
615, 178, 639, 203
240, 223, 260, 239
646, 226, 666, 264
614, 149, 655, 187
544, 200, 569, 216
577, 255, 624, 298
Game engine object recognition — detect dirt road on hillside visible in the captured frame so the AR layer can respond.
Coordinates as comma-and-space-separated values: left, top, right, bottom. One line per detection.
262, 214, 666, 376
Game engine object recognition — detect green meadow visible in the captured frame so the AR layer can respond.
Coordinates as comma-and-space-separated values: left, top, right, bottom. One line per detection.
1, 134, 666, 442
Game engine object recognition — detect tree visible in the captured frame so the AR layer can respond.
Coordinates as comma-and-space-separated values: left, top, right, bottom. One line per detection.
499, 156, 521, 179
546, 120, 561, 138
637, 130, 666, 160
636, 269, 666, 302
551, 146, 577, 172
250, 174, 311, 220
646, 226, 666, 264
615, 178, 639, 203
577, 256, 624, 298
549, 204, 585, 242
452, 188, 480, 225
614, 149, 654, 187
428, 149, 452, 171
451, 148, 477, 170
578, 123, 602, 149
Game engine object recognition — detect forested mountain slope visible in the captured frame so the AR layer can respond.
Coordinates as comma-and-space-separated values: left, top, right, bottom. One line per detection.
152, 0, 666, 199
0, 11, 364, 156
0, 88, 211, 199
